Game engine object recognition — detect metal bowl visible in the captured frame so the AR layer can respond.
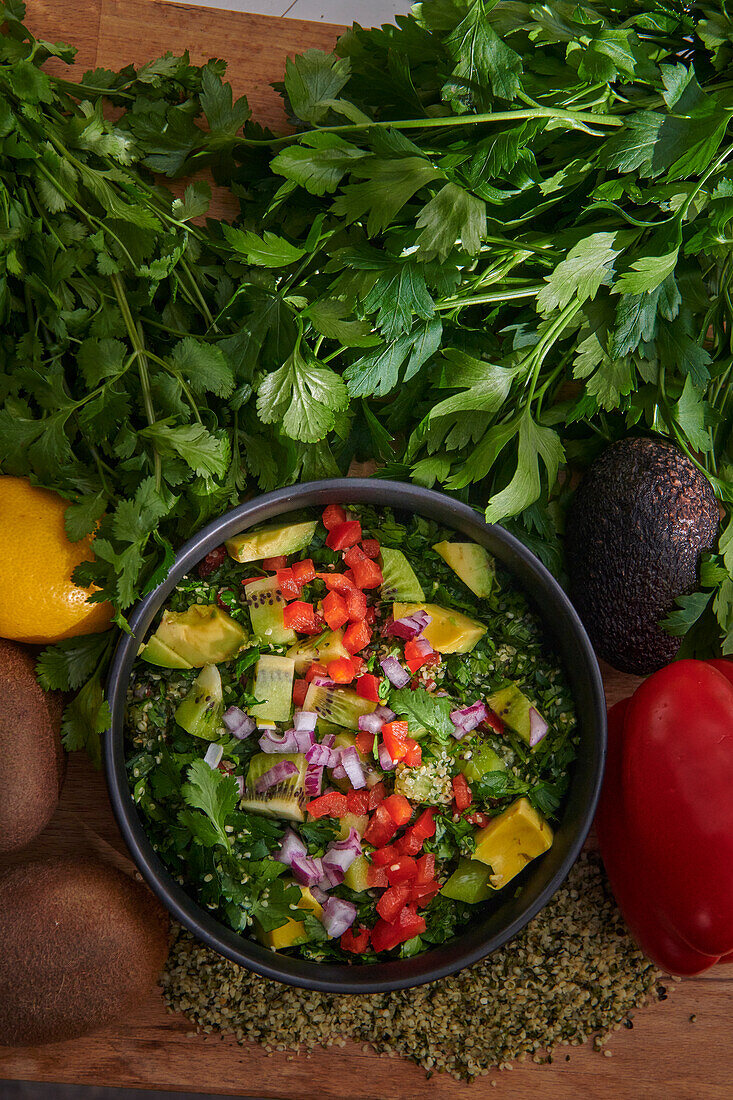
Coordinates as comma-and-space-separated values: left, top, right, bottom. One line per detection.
105, 479, 606, 993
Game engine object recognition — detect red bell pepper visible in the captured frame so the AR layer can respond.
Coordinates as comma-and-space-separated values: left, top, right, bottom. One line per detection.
386, 856, 418, 885
322, 504, 347, 530
381, 792, 412, 827
322, 590, 349, 630
356, 673, 381, 702
343, 619, 371, 654
367, 863, 389, 889
596, 660, 733, 975
361, 539, 380, 559
276, 567, 300, 601
262, 555, 288, 571
345, 788, 370, 816
283, 600, 319, 633
307, 790, 348, 819
364, 803, 398, 846
367, 780, 386, 809
452, 773, 472, 811
305, 662, 328, 683
292, 558, 316, 586
382, 720, 409, 762
355, 730, 376, 757
292, 678, 307, 707
403, 739, 422, 767
376, 884, 410, 922
340, 925, 370, 953
326, 520, 362, 551
327, 656, 356, 683
345, 587, 368, 623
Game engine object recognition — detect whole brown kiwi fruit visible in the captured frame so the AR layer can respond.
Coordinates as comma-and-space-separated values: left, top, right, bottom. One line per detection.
0, 638, 65, 853
0, 856, 169, 1045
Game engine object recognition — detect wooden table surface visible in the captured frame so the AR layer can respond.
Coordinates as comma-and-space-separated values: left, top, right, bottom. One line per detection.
2, 1, 732, 1096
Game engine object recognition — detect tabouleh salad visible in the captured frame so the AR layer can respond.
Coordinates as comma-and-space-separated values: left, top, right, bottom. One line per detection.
125, 505, 578, 961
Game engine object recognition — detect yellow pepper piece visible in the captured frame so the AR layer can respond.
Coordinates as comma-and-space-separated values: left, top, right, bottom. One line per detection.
472, 797, 553, 888
254, 885, 323, 950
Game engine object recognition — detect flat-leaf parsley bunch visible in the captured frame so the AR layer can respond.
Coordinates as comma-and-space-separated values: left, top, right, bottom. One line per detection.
1, 0, 733, 757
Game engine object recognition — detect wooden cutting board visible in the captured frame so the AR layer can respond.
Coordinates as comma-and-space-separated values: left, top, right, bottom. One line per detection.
1, 2, 732, 1096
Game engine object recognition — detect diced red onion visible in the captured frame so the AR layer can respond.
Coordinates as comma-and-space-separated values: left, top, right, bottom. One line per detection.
385, 610, 432, 640
223, 706, 255, 739
254, 760, 297, 793
236, 775, 246, 798
450, 701, 489, 740
258, 728, 299, 753
358, 711, 383, 736
340, 745, 366, 790
290, 854, 324, 887
305, 764, 324, 797
410, 636, 434, 659
294, 710, 318, 732
277, 827, 307, 867
306, 742, 340, 768
323, 733, 336, 747
319, 861, 343, 888
310, 675, 336, 688
378, 741, 396, 770
380, 656, 410, 688
293, 728, 316, 753
331, 761, 347, 779
322, 896, 357, 938
328, 828, 362, 859
529, 707, 549, 747
310, 885, 329, 905
375, 704, 396, 722
204, 743, 223, 769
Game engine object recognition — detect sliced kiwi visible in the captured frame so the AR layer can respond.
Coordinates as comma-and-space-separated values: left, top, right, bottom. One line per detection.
286, 628, 349, 673
174, 664, 224, 741
240, 752, 307, 822
303, 683, 377, 730
487, 684, 534, 744
380, 547, 425, 602
250, 655, 295, 724
244, 577, 296, 645
453, 734, 506, 783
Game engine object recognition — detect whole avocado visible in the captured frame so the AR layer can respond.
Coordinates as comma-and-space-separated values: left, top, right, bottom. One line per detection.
565, 437, 719, 675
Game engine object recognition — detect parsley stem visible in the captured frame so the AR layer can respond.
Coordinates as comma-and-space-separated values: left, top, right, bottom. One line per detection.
436, 286, 542, 309
110, 273, 162, 489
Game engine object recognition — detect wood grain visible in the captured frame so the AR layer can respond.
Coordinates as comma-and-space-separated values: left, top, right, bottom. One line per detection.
3, 1, 732, 1096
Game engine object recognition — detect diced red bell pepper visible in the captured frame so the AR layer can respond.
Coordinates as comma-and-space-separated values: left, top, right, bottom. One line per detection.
345, 587, 368, 623
361, 539, 380, 559
452, 773, 472, 812
371, 844, 400, 867
386, 856, 418, 885
343, 545, 383, 589
350, 655, 365, 675
346, 788, 371, 816
322, 590, 349, 630
328, 656, 357, 683
292, 558, 316, 586
397, 903, 426, 940
367, 780, 386, 810
340, 925, 370, 954
308, 790, 348, 818
240, 576, 262, 586
293, 678, 308, 707
356, 673, 381, 703
403, 739, 422, 767
322, 504, 347, 531
396, 829, 422, 857
263, 555, 288, 571
483, 709, 505, 736
318, 572, 357, 596
466, 811, 491, 828
365, 606, 377, 625
326, 520, 362, 551
364, 803, 398, 846
367, 863, 389, 889
343, 619, 372, 654
344, 568, 358, 586
410, 882, 441, 907
370, 918, 403, 954
276, 567, 300, 601
382, 720, 409, 762
382, 792, 412, 827
414, 852, 435, 887
355, 730, 376, 757
377, 884, 410, 923
305, 662, 328, 683
283, 600, 319, 633
412, 807, 437, 842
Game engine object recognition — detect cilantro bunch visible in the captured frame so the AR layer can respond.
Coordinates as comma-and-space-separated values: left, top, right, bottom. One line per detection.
0, 0, 732, 754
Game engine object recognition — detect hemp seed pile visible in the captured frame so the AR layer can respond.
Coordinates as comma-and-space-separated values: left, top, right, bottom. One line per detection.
161, 853, 665, 1081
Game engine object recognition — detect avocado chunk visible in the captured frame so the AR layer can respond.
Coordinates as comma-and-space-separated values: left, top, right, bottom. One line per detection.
139, 605, 248, 668
441, 857, 495, 903
565, 436, 719, 675
433, 541, 495, 599
454, 735, 506, 782
472, 797, 553, 888
286, 628, 349, 673
392, 602, 486, 654
250, 655, 295, 724
225, 520, 316, 564
254, 883, 323, 949
487, 684, 542, 746
174, 664, 224, 741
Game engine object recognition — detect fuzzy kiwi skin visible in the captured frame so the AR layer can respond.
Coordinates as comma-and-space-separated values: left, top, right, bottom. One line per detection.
565, 436, 719, 675
0, 639, 65, 854
0, 856, 169, 1045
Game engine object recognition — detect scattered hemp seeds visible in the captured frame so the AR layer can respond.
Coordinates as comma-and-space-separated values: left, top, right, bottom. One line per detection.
161, 853, 666, 1081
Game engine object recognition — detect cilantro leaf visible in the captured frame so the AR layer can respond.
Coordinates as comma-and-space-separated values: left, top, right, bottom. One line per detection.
60, 674, 111, 769
140, 423, 230, 479
390, 685, 456, 741
181, 759, 239, 850
36, 632, 112, 692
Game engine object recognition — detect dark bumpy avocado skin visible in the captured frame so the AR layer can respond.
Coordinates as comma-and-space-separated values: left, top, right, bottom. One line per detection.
565, 437, 719, 675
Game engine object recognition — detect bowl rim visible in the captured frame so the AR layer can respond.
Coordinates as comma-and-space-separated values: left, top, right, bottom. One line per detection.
105, 478, 606, 994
